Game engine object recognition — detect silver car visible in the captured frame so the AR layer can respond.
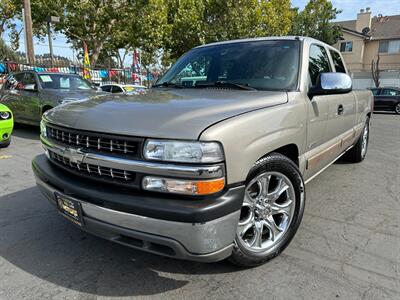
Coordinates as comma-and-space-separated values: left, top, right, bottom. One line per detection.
0, 71, 105, 125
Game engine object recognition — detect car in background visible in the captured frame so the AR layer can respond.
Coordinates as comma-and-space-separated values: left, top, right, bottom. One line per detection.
0, 103, 13, 148
100, 83, 147, 95
369, 86, 400, 114
0, 71, 106, 125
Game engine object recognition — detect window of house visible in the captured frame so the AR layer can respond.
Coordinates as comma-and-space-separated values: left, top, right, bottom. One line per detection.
309, 44, 331, 86
340, 41, 353, 52
379, 40, 400, 54
329, 50, 346, 73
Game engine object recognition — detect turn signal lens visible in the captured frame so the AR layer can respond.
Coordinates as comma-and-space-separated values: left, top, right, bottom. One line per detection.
142, 177, 225, 195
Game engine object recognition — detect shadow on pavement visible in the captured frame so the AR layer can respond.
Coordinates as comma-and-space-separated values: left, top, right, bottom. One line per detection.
12, 123, 40, 140
0, 186, 240, 297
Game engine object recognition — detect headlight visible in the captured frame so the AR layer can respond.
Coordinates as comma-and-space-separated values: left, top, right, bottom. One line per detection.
40, 120, 47, 137
143, 140, 224, 163
0, 111, 11, 120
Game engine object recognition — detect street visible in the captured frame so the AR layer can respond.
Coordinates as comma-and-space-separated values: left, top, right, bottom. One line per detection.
0, 113, 399, 300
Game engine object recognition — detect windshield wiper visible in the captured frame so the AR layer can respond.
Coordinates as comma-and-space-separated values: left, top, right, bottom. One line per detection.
153, 81, 184, 88
195, 81, 256, 91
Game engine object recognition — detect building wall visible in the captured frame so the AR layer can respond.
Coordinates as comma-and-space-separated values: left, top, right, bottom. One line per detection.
333, 32, 365, 71
334, 32, 400, 77
363, 40, 400, 71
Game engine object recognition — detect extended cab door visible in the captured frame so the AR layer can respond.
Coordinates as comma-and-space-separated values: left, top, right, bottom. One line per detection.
304, 44, 356, 179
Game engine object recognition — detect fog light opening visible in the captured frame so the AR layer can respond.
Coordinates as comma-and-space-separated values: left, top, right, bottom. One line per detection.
2, 133, 8, 139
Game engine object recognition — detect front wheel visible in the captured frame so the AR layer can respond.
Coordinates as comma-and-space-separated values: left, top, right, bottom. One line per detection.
0, 138, 11, 148
395, 103, 400, 114
229, 153, 305, 267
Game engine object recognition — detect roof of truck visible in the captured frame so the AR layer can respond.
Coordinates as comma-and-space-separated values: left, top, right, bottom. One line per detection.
195, 36, 322, 48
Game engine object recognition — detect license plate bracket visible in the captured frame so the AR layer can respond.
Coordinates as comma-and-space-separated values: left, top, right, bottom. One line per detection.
55, 193, 84, 226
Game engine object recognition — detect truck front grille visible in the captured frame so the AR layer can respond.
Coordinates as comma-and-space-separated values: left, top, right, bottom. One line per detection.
49, 150, 137, 186
46, 125, 143, 159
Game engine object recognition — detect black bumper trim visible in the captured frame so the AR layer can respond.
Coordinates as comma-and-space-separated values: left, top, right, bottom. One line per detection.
32, 154, 245, 223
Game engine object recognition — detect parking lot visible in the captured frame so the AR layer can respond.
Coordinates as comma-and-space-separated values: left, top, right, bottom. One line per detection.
0, 113, 399, 300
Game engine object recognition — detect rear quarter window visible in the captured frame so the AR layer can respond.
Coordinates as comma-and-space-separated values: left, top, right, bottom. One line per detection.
329, 50, 346, 73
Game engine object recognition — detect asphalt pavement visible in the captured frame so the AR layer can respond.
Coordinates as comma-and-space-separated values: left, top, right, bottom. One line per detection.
0, 113, 399, 300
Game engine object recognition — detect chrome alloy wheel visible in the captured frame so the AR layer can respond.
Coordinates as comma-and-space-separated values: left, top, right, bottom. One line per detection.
236, 171, 296, 253
361, 122, 369, 158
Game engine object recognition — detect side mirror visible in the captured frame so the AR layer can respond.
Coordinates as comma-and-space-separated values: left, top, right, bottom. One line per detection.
24, 84, 37, 92
309, 72, 352, 97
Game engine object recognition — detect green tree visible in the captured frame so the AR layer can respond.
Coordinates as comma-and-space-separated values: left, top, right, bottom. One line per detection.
164, 0, 294, 60
0, 38, 19, 61
291, 0, 342, 45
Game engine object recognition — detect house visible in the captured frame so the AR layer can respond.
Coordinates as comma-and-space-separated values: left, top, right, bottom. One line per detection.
333, 8, 400, 88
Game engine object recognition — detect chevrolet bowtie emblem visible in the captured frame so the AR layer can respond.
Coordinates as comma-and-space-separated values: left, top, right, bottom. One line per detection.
62, 147, 86, 164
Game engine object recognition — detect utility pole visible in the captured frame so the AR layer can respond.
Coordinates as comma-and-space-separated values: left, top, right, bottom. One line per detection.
23, 0, 35, 64
46, 16, 60, 67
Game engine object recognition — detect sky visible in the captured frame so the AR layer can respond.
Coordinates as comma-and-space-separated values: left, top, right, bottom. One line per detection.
4, 0, 400, 66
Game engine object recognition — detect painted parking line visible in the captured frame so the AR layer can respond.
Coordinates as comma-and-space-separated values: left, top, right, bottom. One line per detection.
0, 155, 12, 159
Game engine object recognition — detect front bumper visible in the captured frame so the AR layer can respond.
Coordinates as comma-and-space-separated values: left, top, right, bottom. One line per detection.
32, 154, 245, 262
0, 122, 13, 142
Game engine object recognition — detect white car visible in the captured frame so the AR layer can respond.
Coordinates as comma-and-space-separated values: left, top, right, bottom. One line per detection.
100, 84, 147, 94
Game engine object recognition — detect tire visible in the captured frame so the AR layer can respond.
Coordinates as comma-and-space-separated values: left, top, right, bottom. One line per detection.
229, 153, 305, 267
0, 138, 11, 148
344, 117, 370, 163
395, 103, 400, 115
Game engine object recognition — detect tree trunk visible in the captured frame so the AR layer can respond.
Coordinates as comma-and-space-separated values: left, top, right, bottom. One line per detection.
371, 54, 380, 88
90, 42, 103, 68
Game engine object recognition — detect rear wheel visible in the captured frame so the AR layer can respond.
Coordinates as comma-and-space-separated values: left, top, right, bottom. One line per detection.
344, 117, 370, 163
229, 153, 305, 267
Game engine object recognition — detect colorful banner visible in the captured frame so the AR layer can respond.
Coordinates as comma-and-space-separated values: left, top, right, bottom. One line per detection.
82, 42, 91, 80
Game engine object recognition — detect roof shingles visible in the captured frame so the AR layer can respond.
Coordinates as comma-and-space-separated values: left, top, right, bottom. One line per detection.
334, 15, 400, 39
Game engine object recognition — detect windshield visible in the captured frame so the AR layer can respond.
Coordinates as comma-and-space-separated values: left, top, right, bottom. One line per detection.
157, 40, 300, 91
38, 74, 94, 90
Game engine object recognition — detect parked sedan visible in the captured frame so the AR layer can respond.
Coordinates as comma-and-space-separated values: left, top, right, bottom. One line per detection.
100, 83, 147, 95
0, 103, 13, 148
0, 71, 106, 125
369, 86, 400, 114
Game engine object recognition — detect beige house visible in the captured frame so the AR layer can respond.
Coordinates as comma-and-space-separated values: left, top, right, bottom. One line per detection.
333, 8, 400, 88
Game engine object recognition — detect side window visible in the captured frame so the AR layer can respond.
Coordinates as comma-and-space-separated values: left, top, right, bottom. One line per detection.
23, 73, 37, 86
370, 88, 380, 96
111, 86, 123, 93
329, 50, 346, 73
382, 89, 400, 96
309, 44, 331, 86
4, 73, 25, 90
101, 85, 111, 92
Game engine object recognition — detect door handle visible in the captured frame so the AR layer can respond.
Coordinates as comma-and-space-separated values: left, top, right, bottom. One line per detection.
337, 104, 344, 115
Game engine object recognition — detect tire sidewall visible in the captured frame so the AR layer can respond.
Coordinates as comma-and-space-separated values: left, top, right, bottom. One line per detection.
395, 103, 400, 114
233, 154, 305, 261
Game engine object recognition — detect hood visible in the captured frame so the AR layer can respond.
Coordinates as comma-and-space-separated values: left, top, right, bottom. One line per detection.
41, 89, 107, 101
45, 88, 287, 140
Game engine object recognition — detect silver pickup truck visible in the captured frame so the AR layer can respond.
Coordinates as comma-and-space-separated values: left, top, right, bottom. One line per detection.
32, 37, 372, 267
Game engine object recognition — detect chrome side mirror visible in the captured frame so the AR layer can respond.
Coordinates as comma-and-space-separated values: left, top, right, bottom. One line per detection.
309, 72, 352, 97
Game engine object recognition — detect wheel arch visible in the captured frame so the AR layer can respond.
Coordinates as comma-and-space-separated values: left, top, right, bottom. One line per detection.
42, 105, 53, 114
